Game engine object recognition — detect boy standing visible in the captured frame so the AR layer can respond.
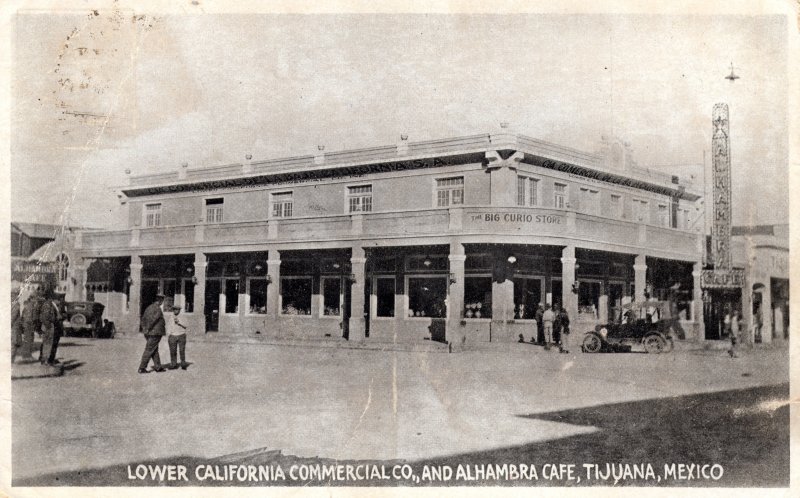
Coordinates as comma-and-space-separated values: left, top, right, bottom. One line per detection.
167, 306, 189, 370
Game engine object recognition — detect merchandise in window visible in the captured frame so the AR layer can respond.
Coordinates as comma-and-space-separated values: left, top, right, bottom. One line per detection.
513, 277, 542, 319
464, 276, 492, 318
281, 277, 312, 315
407, 277, 447, 318
322, 278, 342, 316
249, 279, 268, 314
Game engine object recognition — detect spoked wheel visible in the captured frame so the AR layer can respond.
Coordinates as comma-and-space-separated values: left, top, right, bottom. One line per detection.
582, 334, 603, 353
643, 334, 667, 354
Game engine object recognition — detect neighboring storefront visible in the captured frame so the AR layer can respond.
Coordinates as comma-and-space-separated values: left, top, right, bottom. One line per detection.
69, 131, 706, 344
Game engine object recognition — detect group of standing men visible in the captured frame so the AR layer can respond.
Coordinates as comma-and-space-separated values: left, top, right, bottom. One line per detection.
11, 288, 64, 366
535, 303, 571, 352
138, 293, 189, 373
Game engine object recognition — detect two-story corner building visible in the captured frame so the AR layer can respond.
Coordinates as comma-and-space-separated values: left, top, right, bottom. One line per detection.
70, 131, 704, 345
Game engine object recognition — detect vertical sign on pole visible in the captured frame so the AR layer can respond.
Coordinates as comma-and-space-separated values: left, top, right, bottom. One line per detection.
711, 103, 732, 270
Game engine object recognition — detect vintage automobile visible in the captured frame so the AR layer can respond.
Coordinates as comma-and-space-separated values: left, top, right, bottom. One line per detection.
62, 301, 106, 338
581, 301, 679, 354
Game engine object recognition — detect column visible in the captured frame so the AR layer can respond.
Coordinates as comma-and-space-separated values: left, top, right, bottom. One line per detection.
692, 263, 704, 341
192, 252, 207, 333
561, 246, 577, 319
761, 283, 773, 344
634, 254, 647, 302
128, 255, 142, 333
72, 261, 88, 302
447, 242, 466, 347
267, 251, 281, 318
349, 246, 367, 340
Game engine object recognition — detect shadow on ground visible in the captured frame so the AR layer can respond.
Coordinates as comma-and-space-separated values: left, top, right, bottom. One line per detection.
14, 383, 788, 487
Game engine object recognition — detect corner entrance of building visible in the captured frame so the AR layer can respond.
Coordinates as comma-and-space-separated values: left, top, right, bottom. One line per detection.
703, 288, 741, 340
205, 280, 221, 332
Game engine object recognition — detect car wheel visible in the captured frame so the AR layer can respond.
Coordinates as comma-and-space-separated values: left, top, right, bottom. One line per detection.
582, 334, 602, 353
643, 334, 667, 354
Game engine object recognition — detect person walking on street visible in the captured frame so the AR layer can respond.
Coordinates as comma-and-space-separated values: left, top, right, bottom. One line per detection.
166, 306, 189, 370
38, 290, 61, 366
138, 294, 167, 374
728, 309, 742, 358
557, 306, 571, 353
542, 304, 555, 350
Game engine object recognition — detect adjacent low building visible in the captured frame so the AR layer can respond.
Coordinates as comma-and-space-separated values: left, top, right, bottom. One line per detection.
70, 131, 705, 345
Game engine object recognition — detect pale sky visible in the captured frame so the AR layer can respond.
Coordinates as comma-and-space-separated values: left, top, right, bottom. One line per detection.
11, 10, 790, 229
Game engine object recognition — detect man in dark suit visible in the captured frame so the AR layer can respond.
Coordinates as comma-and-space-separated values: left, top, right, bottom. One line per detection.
38, 290, 61, 366
138, 294, 167, 374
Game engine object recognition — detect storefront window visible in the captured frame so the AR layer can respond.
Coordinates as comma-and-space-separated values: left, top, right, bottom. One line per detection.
281, 277, 312, 315
183, 278, 194, 313
322, 277, 342, 316
578, 281, 601, 317
376, 277, 395, 317
513, 277, 542, 319
224, 279, 239, 313
407, 277, 447, 318
249, 278, 268, 314
464, 276, 492, 319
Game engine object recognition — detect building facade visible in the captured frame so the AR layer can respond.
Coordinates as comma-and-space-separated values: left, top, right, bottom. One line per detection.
71, 132, 704, 345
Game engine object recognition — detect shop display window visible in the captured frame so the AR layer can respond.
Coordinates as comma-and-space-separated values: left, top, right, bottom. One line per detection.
281, 277, 312, 315
513, 277, 542, 319
464, 276, 492, 319
407, 277, 447, 318
322, 277, 342, 316
249, 278, 268, 314
375, 277, 395, 317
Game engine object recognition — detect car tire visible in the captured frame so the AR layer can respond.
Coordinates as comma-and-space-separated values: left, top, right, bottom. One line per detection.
643, 334, 667, 354
582, 334, 603, 353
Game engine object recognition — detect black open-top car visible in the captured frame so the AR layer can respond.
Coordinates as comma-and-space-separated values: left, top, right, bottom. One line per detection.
582, 301, 678, 354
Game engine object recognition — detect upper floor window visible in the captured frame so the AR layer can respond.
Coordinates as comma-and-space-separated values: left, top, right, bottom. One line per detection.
657, 204, 670, 227
205, 198, 224, 223
517, 176, 540, 206
144, 203, 162, 227
610, 194, 623, 218
271, 192, 293, 218
679, 208, 691, 229
579, 187, 599, 213
632, 199, 649, 223
436, 177, 464, 207
554, 183, 567, 209
348, 185, 373, 213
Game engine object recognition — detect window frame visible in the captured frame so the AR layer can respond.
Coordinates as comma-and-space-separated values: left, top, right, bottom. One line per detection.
512, 275, 545, 322
372, 275, 397, 320
657, 203, 670, 227
270, 191, 294, 219
610, 193, 624, 219
632, 198, 650, 223
346, 184, 373, 213
404, 274, 449, 320
245, 276, 269, 315
434, 176, 465, 208
320, 276, 343, 319
463, 273, 493, 321
279, 275, 314, 317
204, 197, 224, 224
553, 183, 568, 209
181, 278, 195, 314
143, 203, 162, 228
223, 278, 240, 315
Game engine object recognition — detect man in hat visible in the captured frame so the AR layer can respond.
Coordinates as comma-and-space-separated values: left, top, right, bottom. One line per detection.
38, 289, 62, 366
138, 294, 167, 373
